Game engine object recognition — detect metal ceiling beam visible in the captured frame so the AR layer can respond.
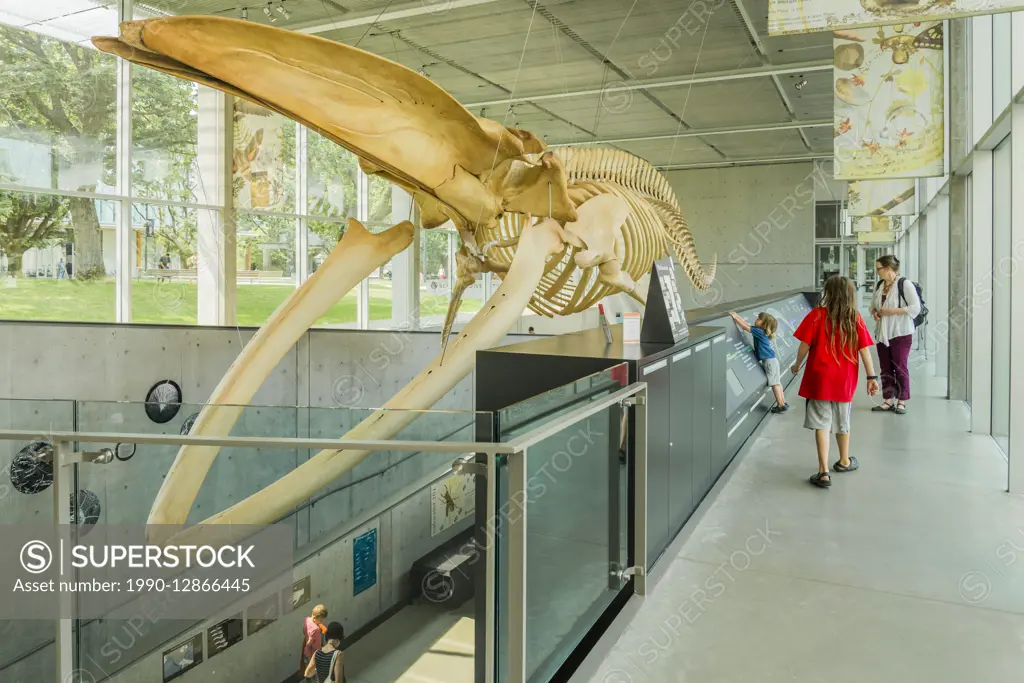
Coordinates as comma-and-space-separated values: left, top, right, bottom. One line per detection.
657, 153, 830, 171
463, 60, 832, 108
293, 0, 505, 34
547, 119, 832, 146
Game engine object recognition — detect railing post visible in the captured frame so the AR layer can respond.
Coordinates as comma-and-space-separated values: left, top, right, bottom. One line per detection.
507, 448, 528, 683
53, 438, 74, 683
634, 386, 648, 596
484, 450, 497, 683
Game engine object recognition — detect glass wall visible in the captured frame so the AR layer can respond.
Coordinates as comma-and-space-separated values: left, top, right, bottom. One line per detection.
0, 9, 419, 331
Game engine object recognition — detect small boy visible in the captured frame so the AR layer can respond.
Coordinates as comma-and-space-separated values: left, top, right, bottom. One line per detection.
729, 311, 789, 413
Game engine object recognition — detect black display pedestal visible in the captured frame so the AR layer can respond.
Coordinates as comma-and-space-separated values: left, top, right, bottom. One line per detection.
474, 323, 727, 569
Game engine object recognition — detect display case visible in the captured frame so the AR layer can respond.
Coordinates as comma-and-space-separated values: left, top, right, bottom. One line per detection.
688, 290, 817, 462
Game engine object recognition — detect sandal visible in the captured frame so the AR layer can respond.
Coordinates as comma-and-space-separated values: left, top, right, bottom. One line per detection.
809, 472, 831, 488
872, 402, 895, 412
893, 403, 907, 414
833, 456, 859, 472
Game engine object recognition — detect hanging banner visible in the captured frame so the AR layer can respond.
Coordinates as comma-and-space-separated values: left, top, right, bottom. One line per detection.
768, 0, 1024, 35
847, 179, 916, 216
851, 215, 903, 232
833, 23, 944, 180
233, 99, 290, 211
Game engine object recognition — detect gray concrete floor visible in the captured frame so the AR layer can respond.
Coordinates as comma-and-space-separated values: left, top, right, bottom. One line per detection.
580, 359, 1024, 683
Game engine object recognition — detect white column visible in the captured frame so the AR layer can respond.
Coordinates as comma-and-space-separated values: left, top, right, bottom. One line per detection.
196, 87, 235, 326
1008, 105, 1024, 493
390, 186, 417, 329
970, 150, 993, 435
114, 2, 133, 322
356, 168, 370, 328
1013, 12, 1024, 95
295, 125, 309, 284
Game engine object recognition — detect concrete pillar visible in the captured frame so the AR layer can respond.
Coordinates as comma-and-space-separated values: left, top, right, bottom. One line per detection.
390, 186, 418, 329
970, 150, 993, 434
934, 195, 950, 379
1008, 105, 1024, 493
196, 87, 236, 326
948, 175, 968, 399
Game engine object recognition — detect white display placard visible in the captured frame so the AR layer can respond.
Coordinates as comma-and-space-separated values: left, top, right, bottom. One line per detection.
623, 312, 641, 344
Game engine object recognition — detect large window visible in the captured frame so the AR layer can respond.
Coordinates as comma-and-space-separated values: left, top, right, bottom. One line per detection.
0, 5, 552, 334
0, 21, 117, 284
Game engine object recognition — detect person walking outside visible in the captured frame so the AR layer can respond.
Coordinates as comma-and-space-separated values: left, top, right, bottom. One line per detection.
869, 255, 920, 415
791, 275, 880, 488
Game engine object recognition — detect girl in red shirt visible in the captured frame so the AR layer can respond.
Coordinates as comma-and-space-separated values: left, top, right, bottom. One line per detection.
791, 276, 880, 488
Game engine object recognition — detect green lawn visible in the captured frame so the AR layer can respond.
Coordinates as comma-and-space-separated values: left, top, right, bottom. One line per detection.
0, 278, 481, 326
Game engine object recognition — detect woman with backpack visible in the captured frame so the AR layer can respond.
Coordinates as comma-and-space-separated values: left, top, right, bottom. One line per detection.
870, 255, 921, 415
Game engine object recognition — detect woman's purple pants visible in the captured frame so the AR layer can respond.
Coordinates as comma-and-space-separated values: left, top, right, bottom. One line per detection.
877, 333, 913, 401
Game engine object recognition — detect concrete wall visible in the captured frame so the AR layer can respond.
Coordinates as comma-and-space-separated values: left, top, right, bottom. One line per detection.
665, 163, 823, 306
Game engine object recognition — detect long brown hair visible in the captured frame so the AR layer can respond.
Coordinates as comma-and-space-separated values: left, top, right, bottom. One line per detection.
757, 312, 778, 340
820, 275, 859, 364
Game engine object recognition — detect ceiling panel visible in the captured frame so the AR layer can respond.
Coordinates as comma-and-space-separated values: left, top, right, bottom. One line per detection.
708, 128, 810, 158
653, 79, 791, 128
620, 138, 722, 168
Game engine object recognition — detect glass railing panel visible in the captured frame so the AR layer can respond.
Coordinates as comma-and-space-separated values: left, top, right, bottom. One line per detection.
497, 363, 627, 437
72, 398, 303, 683
301, 407, 491, 546
0, 398, 73, 683
54, 400, 492, 683
496, 365, 630, 683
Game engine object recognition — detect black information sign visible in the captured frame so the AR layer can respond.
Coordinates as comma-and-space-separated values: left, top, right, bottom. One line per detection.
641, 258, 689, 344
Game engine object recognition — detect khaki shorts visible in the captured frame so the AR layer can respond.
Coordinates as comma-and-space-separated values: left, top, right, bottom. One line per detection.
803, 399, 852, 434
761, 358, 781, 386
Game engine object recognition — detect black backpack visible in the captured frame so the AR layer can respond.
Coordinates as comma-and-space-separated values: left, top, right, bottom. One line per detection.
875, 277, 928, 327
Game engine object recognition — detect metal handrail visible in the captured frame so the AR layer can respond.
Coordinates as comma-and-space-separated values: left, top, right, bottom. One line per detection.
0, 429, 511, 454
503, 383, 643, 451
0, 380, 647, 455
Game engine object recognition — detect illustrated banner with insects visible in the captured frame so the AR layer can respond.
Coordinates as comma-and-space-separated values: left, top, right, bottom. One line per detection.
833, 23, 944, 180
847, 179, 916, 216
768, 0, 1024, 35
232, 99, 292, 211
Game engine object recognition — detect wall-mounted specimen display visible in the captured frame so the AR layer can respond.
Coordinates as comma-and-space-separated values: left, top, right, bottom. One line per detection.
162, 633, 203, 682
144, 379, 183, 424
246, 592, 280, 636
207, 615, 243, 658
288, 575, 311, 611
10, 441, 53, 494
